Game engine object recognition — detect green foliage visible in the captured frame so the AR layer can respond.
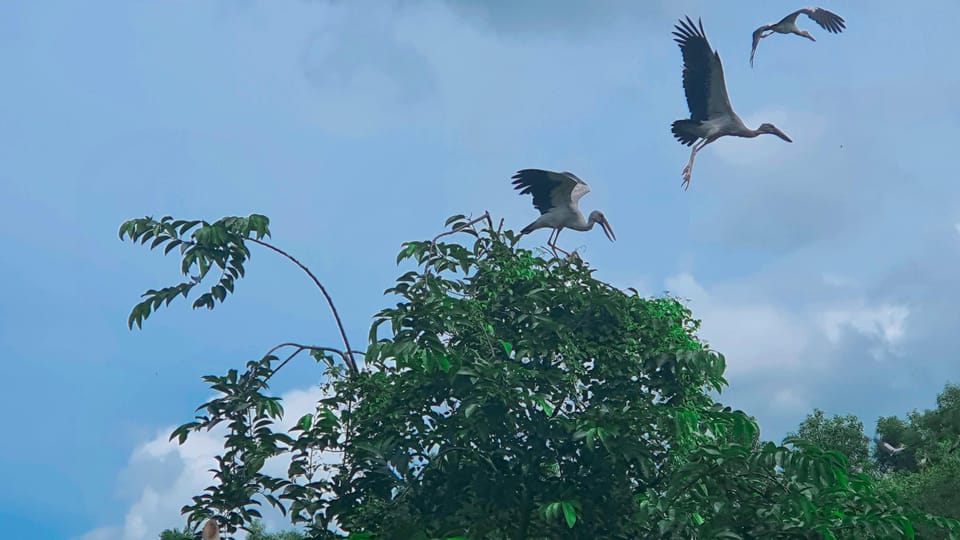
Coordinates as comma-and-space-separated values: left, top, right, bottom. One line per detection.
159, 520, 307, 540
125, 214, 960, 539
875, 383, 960, 472
159, 528, 193, 540
118, 214, 270, 329
788, 409, 870, 471
873, 384, 960, 538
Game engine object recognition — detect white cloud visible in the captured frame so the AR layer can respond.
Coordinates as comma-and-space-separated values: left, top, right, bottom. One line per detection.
653, 271, 918, 433
77, 385, 327, 540
663, 272, 809, 378
821, 272, 859, 289
818, 303, 909, 358
75, 527, 122, 540
771, 387, 811, 414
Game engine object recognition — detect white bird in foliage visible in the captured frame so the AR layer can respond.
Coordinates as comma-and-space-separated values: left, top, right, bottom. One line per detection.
512, 168, 616, 256
750, 7, 846, 67
672, 17, 793, 190
874, 437, 906, 454
202, 519, 220, 540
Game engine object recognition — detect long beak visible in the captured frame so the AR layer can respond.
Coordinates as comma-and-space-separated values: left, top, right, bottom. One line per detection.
601, 219, 616, 242
776, 129, 793, 143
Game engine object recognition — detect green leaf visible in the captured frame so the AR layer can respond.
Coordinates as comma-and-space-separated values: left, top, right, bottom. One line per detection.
445, 214, 467, 226
561, 501, 577, 528
498, 339, 512, 356
532, 395, 554, 416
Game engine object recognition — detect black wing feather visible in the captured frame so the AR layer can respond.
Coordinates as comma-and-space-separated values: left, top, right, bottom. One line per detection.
809, 8, 846, 33
673, 16, 717, 122
511, 169, 561, 215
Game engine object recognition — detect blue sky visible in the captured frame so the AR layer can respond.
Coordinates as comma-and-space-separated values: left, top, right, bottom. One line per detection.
1, 1, 958, 538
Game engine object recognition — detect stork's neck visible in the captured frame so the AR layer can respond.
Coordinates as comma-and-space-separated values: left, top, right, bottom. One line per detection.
566, 213, 594, 232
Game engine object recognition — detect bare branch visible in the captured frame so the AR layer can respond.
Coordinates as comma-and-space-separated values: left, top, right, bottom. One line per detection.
430, 211, 491, 246
247, 238, 358, 374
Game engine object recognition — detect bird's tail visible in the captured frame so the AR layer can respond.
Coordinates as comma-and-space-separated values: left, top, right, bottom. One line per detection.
520, 222, 537, 235
671, 119, 701, 146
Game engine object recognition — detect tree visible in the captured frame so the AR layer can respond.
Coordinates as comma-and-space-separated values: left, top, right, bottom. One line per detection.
159, 520, 306, 539
246, 520, 307, 540
873, 384, 960, 539
788, 409, 870, 471
159, 528, 193, 540
121, 213, 960, 539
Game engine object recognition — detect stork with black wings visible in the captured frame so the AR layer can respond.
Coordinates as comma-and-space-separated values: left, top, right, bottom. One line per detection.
751, 7, 846, 67
671, 16, 793, 190
511, 168, 615, 257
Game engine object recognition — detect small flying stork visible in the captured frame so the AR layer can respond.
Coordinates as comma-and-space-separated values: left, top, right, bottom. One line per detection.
672, 16, 793, 190
750, 7, 846, 67
874, 436, 906, 455
511, 168, 615, 256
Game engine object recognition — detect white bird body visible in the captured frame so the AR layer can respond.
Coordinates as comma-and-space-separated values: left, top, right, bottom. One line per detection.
751, 7, 846, 67
512, 169, 615, 255
202, 519, 220, 540
526, 206, 589, 232
874, 437, 906, 454
671, 17, 793, 190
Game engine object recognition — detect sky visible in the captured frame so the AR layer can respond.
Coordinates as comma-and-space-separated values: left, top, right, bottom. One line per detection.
1, 0, 958, 538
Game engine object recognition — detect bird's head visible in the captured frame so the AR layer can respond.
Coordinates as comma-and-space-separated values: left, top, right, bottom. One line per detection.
758, 123, 793, 142
588, 211, 616, 242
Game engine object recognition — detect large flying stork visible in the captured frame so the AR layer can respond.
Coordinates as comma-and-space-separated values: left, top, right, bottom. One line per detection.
511, 168, 615, 256
750, 7, 846, 67
671, 16, 793, 190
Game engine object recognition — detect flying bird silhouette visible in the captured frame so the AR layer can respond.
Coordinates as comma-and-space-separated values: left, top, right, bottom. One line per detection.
671, 16, 793, 190
874, 436, 906, 454
750, 7, 846, 67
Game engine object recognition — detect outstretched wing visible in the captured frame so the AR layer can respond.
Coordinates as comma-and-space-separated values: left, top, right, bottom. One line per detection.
511, 169, 589, 215
673, 16, 733, 121
750, 25, 770, 67
797, 7, 846, 33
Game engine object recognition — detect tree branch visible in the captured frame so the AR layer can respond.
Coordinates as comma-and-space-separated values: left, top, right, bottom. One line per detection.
430, 211, 491, 245
247, 238, 357, 374
259, 342, 352, 386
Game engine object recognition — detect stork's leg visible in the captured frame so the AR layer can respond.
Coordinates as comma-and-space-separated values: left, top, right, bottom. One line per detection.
681, 144, 699, 190
550, 229, 570, 257
681, 139, 710, 190
544, 228, 558, 257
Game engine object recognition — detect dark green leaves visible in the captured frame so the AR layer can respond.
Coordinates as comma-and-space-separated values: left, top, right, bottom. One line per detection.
144, 212, 960, 540
543, 500, 580, 528
120, 214, 270, 328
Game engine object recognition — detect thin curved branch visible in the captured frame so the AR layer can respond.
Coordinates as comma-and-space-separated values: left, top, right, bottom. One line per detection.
247, 238, 357, 374
431, 211, 491, 245
259, 343, 351, 386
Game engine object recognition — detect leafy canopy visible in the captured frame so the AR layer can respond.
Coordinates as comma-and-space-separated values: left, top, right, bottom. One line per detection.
121, 213, 960, 539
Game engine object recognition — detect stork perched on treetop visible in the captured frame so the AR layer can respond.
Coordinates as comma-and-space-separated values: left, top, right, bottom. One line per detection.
750, 7, 846, 67
671, 16, 793, 190
511, 168, 615, 257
